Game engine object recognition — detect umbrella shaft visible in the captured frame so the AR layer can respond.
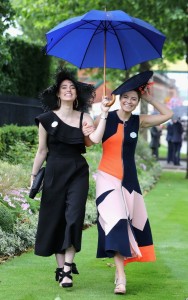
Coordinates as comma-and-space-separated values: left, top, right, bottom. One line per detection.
103, 26, 106, 96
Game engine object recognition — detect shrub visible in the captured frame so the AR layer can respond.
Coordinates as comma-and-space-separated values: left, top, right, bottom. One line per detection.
0, 213, 37, 257
85, 200, 97, 226
136, 135, 162, 191
0, 203, 14, 233
0, 161, 29, 195
0, 125, 38, 161
0, 188, 40, 221
5, 141, 37, 166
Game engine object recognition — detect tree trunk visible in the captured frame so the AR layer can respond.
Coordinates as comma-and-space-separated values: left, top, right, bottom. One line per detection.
139, 62, 151, 141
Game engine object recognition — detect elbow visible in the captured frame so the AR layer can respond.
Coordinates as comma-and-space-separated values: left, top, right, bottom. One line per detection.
164, 110, 173, 122
89, 133, 101, 144
95, 140, 101, 144
91, 139, 101, 144
168, 111, 174, 119
38, 147, 48, 158
89, 137, 101, 144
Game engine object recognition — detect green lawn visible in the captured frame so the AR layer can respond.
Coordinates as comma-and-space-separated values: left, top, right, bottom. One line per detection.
0, 171, 187, 300
159, 145, 186, 159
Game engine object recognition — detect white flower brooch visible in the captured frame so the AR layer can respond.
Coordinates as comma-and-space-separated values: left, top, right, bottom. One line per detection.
130, 132, 137, 138
51, 121, 58, 127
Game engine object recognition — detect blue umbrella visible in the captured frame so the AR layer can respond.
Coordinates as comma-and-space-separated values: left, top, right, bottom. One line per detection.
44, 9, 165, 103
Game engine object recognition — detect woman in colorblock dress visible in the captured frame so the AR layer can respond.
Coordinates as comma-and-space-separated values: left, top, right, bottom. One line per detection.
84, 71, 173, 295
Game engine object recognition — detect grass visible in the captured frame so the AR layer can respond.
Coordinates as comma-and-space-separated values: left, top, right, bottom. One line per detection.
0, 171, 188, 300
159, 145, 186, 160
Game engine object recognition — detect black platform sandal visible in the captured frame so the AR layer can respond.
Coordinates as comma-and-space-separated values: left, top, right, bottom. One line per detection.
60, 262, 73, 288
55, 268, 63, 283
71, 262, 79, 275
59, 262, 79, 288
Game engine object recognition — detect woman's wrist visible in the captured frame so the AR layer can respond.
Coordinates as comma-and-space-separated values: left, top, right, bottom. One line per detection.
31, 173, 37, 177
101, 112, 108, 118
142, 95, 154, 104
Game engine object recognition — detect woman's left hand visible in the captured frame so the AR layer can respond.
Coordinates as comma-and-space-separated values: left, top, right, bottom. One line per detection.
82, 122, 95, 136
141, 84, 154, 103
101, 96, 111, 112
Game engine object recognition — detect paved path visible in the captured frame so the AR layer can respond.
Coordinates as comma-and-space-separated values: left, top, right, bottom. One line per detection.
160, 130, 187, 155
159, 159, 187, 171
157, 129, 187, 171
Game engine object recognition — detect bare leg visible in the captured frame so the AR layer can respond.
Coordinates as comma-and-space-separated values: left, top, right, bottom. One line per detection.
62, 246, 75, 285
114, 252, 126, 294
55, 253, 65, 268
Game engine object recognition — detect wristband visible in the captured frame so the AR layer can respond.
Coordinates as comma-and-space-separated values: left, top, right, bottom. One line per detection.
101, 116, 107, 120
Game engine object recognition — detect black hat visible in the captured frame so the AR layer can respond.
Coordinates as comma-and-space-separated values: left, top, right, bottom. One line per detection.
112, 71, 153, 96
40, 67, 96, 112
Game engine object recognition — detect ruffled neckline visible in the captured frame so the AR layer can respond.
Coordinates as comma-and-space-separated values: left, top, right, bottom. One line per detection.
35, 111, 84, 145
51, 111, 81, 130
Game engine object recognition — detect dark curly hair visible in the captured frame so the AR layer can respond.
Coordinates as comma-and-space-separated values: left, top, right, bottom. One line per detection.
39, 67, 96, 112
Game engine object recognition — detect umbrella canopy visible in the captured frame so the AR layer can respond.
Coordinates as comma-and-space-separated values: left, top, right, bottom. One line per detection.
45, 9, 166, 70
44, 9, 165, 105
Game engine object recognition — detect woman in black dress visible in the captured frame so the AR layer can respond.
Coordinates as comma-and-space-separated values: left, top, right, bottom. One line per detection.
31, 68, 110, 288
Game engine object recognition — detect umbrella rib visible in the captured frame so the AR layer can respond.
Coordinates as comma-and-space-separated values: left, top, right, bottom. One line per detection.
109, 21, 162, 57
79, 21, 105, 68
129, 23, 162, 57
47, 20, 104, 55
46, 21, 96, 53
121, 21, 163, 57
112, 21, 162, 58
110, 23, 128, 69
79, 21, 129, 68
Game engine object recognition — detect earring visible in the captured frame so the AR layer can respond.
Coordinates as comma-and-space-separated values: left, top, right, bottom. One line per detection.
74, 98, 78, 108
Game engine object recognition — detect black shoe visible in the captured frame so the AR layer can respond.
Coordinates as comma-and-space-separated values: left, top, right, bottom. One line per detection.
59, 262, 79, 288
71, 262, 79, 274
61, 269, 73, 288
55, 267, 63, 283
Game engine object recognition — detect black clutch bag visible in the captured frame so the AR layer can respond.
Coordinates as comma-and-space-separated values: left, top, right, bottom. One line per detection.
29, 167, 45, 199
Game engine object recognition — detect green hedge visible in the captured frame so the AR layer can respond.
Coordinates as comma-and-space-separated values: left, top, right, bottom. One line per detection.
0, 37, 51, 97
0, 203, 14, 233
0, 125, 38, 161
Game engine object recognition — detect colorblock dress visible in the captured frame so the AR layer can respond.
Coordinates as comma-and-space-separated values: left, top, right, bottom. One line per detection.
34, 111, 89, 256
96, 111, 156, 264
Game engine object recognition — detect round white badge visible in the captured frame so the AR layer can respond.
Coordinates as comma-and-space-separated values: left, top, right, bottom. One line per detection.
130, 132, 137, 138
51, 121, 58, 127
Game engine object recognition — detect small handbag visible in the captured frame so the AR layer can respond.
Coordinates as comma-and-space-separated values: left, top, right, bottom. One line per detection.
29, 167, 45, 199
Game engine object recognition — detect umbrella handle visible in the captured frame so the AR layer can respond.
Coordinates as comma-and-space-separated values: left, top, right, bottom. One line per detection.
105, 94, 116, 107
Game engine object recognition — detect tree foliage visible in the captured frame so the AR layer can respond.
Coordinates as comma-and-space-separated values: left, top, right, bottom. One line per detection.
9, 0, 188, 117
0, 37, 51, 96
11, 0, 188, 62
0, 0, 15, 69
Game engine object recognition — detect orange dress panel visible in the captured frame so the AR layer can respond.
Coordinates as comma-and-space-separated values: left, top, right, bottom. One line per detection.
98, 124, 124, 180
124, 245, 156, 265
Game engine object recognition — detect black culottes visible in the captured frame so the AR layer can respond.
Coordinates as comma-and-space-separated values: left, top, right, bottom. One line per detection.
35, 154, 89, 256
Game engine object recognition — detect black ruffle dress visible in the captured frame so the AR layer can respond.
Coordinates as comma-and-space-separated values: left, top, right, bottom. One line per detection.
34, 111, 89, 256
